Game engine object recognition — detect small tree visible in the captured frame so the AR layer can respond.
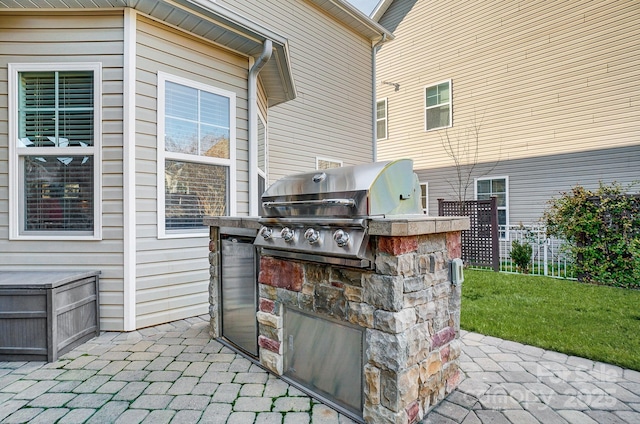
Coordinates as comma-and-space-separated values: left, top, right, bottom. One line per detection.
440, 111, 500, 203
543, 182, 640, 288
510, 239, 532, 274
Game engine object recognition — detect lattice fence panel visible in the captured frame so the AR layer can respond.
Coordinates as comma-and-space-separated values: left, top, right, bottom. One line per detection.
438, 198, 499, 271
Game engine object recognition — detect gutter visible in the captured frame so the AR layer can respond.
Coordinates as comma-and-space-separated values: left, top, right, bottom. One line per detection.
249, 39, 273, 216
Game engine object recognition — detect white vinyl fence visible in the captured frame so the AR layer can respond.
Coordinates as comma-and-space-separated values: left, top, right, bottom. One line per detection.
498, 225, 576, 279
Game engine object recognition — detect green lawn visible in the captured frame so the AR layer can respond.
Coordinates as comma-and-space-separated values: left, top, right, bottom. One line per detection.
460, 269, 640, 371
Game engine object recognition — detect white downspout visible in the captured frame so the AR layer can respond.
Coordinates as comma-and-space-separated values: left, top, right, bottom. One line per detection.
249, 40, 272, 216
371, 34, 387, 163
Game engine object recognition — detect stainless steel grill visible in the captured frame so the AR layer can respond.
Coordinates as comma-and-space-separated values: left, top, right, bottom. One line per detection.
254, 159, 423, 268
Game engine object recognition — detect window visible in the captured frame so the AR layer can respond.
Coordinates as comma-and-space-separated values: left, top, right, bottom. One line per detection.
376, 98, 387, 140
316, 157, 343, 170
420, 182, 428, 215
425, 80, 451, 131
476, 176, 508, 237
9, 63, 101, 239
158, 72, 236, 236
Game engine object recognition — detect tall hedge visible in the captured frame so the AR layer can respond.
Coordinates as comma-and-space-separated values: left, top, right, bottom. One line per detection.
544, 183, 640, 289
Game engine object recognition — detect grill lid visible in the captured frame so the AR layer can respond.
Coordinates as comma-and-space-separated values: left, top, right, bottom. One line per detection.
261, 159, 422, 218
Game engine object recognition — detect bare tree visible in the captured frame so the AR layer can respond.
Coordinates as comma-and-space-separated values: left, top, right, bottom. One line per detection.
440, 111, 499, 203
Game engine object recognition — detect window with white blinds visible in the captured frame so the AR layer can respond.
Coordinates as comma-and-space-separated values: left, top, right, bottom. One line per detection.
10, 64, 101, 238
158, 73, 236, 236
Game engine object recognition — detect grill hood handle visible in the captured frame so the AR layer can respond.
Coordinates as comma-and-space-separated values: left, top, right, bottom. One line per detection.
262, 198, 356, 208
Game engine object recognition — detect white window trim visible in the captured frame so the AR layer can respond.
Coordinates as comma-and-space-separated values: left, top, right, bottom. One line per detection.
376, 98, 388, 141
157, 71, 236, 239
424, 78, 452, 132
474, 175, 509, 238
8, 62, 103, 241
420, 182, 429, 215
315, 157, 343, 170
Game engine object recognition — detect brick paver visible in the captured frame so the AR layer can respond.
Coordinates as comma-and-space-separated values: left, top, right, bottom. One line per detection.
1, 317, 639, 423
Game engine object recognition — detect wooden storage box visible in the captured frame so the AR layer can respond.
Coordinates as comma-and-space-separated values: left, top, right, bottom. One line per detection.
0, 271, 100, 362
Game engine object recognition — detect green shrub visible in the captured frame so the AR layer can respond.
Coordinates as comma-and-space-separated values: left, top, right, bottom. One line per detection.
510, 239, 532, 274
544, 182, 640, 288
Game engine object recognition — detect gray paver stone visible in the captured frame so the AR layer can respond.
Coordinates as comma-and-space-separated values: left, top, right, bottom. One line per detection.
0, 380, 36, 393
311, 404, 340, 423
228, 412, 257, 424
113, 381, 150, 400
256, 412, 285, 424
264, 378, 289, 397
168, 394, 211, 410
130, 394, 174, 409
201, 371, 235, 384
478, 394, 523, 410
234, 396, 273, 412
3, 407, 44, 423
211, 383, 241, 403
96, 380, 128, 394
73, 375, 111, 393
145, 370, 182, 382
48, 380, 82, 393
165, 361, 189, 372
522, 402, 571, 424
98, 360, 130, 376
557, 410, 599, 424
86, 400, 130, 424
431, 399, 470, 421
192, 382, 219, 395
146, 356, 174, 371
58, 408, 97, 424
167, 376, 199, 395
66, 393, 113, 409
21, 369, 66, 380
111, 370, 150, 381
29, 407, 70, 424
459, 411, 481, 424
234, 371, 269, 384
422, 412, 457, 424
28, 393, 76, 408
273, 396, 312, 412
284, 412, 311, 424
170, 409, 203, 423
114, 408, 150, 424
56, 369, 97, 381
65, 355, 98, 369
200, 402, 233, 424
503, 410, 540, 424
240, 383, 266, 397
228, 358, 252, 372
584, 410, 627, 423
474, 410, 511, 424
183, 361, 210, 377
140, 409, 176, 424
13, 380, 59, 400
144, 381, 172, 395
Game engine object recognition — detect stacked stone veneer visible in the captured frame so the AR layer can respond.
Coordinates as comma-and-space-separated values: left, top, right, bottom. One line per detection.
207, 217, 468, 424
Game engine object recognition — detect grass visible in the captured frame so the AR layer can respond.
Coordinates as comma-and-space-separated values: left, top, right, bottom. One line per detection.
460, 269, 640, 371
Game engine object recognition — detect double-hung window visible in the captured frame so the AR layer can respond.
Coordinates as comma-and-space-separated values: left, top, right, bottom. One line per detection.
476, 176, 509, 238
158, 72, 236, 237
9, 63, 101, 239
425, 80, 452, 131
376, 98, 388, 140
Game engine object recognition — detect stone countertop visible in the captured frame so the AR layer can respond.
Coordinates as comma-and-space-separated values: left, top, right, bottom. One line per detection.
204, 215, 469, 237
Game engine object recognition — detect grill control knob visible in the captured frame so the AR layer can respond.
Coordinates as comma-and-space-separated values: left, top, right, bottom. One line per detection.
281, 227, 295, 242
333, 229, 350, 247
259, 226, 273, 240
304, 228, 320, 244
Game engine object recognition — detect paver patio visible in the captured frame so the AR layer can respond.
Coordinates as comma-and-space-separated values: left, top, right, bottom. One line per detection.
1, 315, 639, 423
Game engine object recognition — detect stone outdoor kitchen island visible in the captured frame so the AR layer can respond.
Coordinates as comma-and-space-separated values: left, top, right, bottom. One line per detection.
206, 215, 469, 424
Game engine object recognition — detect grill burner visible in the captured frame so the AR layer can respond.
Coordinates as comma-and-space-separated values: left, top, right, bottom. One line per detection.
255, 159, 423, 268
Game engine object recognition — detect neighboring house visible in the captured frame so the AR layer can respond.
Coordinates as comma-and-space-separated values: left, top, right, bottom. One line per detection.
0, 0, 390, 331
372, 0, 640, 231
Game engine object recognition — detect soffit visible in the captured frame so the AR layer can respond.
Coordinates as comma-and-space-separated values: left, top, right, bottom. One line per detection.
0, 0, 296, 106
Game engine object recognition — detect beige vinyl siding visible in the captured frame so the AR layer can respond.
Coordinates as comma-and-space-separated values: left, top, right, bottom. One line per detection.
376, 0, 640, 170
134, 15, 250, 328
218, 0, 375, 183
0, 11, 125, 331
